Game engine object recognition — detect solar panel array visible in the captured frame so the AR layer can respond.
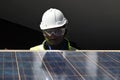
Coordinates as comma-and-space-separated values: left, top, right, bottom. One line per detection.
0, 51, 119, 80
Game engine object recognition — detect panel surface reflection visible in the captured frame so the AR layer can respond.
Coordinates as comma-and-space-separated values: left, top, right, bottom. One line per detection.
0, 51, 119, 80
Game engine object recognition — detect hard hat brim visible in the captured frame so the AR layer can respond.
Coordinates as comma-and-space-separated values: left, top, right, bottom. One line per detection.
40, 20, 67, 30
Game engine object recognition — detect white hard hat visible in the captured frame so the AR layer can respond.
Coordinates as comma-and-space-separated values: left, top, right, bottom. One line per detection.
40, 8, 68, 30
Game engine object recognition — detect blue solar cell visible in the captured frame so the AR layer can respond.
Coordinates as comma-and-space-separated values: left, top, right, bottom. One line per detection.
0, 69, 3, 76
4, 69, 13, 75
0, 58, 3, 62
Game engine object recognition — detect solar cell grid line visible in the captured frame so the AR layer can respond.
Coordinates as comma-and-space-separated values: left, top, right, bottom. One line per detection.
2, 52, 19, 80
64, 52, 102, 79
104, 52, 120, 63
35, 52, 53, 80
16, 52, 52, 80
16, 52, 27, 80
64, 51, 116, 80
38, 51, 84, 80
15, 52, 22, 80
81, 52, 117, 80
96, 52, 120, 79
61, 52, 86, 80
11, 52, 19, 80
0, 52, 4, 80
32, 52, 53, 80
17, 52, 33, 80
96, 52, 120, 80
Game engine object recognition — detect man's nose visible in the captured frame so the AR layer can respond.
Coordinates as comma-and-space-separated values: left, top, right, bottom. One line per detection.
50, 32, 56, 36
49, 32, 56, 38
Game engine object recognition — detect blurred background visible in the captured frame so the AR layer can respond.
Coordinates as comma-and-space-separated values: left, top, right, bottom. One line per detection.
0, 0, 120, 50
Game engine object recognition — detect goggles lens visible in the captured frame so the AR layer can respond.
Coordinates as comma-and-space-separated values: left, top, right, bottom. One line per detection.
44, 28, 65, 36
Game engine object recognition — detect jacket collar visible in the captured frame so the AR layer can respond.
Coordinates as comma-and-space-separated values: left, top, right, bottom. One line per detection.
42, 39, 71, 50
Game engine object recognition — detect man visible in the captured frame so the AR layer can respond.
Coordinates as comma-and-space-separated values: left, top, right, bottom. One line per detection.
30, 8, 77, 50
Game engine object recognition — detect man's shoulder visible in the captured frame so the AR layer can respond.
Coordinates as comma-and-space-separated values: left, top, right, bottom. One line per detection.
30, 44, 44, 51
69, 46, 79, 50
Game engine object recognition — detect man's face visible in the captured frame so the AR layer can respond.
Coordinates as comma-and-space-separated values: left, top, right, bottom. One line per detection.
42, 27, 66, 45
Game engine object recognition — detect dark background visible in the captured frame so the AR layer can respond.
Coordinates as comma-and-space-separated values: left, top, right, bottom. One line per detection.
0, 0, 120, 50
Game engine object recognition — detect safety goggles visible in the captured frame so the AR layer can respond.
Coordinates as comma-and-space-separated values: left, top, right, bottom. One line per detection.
43, 28, 65, 36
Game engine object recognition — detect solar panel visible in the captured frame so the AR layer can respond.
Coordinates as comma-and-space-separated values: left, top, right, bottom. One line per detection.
0, 50, 120, 80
